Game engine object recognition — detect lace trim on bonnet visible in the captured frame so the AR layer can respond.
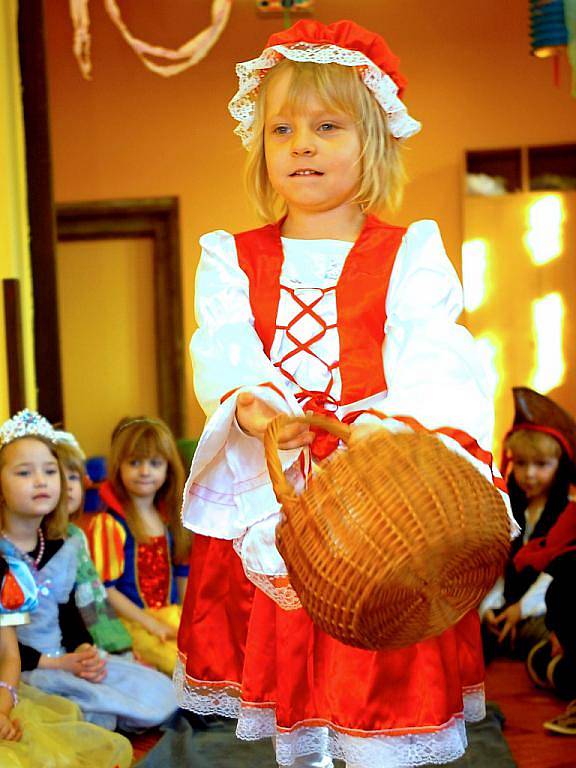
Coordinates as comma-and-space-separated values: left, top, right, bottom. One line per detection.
228, 43, 421, 148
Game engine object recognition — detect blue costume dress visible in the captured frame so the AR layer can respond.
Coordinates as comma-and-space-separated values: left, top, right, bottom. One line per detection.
0, 552, 133, 767
0, 534, 179, 731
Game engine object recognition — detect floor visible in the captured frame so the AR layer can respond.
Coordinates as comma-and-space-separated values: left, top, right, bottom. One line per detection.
129, 659, 576, 766
484, 658, 576, 768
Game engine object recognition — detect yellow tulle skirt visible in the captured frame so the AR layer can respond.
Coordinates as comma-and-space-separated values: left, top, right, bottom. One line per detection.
121, 604, 181, 676
0, 683, 133, 768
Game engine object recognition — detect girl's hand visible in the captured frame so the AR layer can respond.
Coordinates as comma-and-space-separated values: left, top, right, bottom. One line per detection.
483, 609, 500, 636
236, 392, 314, 450
0, 712, 21, 741
73, 643, 107, 682
43, 646, 107, 682
493, 603, 522, 644
144, 616, 177, 642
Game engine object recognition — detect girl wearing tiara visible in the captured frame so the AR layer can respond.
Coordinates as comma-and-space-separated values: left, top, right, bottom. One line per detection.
88, 417, 191, 675
0, 460, 132, 766
0, 410, 179, 732
176, 19, 512, 767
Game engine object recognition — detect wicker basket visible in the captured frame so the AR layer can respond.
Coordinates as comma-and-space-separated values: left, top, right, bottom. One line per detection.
265, 414, 510, 650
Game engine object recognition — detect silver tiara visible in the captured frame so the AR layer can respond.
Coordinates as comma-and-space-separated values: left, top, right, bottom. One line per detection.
0, 409, 58, 448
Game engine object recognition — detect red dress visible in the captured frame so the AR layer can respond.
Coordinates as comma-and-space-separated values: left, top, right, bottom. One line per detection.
176, 218, 501, 766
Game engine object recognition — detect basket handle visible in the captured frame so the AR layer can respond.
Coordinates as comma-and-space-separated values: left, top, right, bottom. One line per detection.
264, 414, 352, 506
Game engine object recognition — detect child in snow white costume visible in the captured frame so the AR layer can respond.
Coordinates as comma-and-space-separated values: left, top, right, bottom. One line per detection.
175, 19, 514, 768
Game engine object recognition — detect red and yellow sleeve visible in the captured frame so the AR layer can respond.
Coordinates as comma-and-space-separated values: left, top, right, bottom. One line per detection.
87, 512, 127, 585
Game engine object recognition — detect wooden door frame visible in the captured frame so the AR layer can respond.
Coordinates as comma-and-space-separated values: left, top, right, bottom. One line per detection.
18, 0, 63, 425
55, 198, 186, 437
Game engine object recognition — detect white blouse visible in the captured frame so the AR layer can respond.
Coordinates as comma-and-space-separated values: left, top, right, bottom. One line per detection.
182, 220, 514, 587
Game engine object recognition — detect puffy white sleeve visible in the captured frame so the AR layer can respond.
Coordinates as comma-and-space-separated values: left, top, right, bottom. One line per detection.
363, 220, 492, 441
182, 231, 303, 541
355, 220, 516, 533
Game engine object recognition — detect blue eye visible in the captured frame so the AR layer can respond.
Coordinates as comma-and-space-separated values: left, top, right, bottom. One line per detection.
46, 468, 58, 475
68, 473, 81, 482
272, 125, 290, 135
318, 122, 336, 132
150, 458, 165, 468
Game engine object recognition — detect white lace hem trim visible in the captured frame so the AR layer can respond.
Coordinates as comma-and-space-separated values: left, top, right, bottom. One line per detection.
228, 43, 421, 147
174, 659, 471, 767
462, 685, 486, 722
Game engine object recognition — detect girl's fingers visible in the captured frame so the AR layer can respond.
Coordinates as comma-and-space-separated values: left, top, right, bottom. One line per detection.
498, 622, 512, 642
280, 422, 310, 438
237, 391, 255, 407
278, 423, 313, 442
278, 435, 315, 450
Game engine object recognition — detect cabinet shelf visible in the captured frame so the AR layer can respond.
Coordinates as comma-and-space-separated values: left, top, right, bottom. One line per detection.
465, 143, 576, 195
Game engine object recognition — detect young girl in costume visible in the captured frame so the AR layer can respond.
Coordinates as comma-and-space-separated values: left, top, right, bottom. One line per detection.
175, 19, 512, 767
507, 389, 576, 727
0, 545, 133, 766
481, 387, 572, 663
0, 409, 179, 731
55, 434, 133, 654
517, 511, 576, 736
88, 417, 190, 675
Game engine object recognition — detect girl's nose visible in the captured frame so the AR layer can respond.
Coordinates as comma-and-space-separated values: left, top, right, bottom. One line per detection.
290, 128, 316, 157
34, 471, 48, 486
291, 144, 315, 157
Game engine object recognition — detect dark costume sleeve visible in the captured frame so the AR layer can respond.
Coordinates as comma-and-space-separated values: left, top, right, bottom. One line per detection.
18, 642, 42, 671
59, 588, 94, 651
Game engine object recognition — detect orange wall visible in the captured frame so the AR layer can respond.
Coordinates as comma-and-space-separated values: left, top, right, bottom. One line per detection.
44, 0, 576, 437
57, 238, 158, 456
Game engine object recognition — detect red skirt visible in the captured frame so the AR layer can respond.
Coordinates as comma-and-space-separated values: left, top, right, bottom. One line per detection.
177, 534, 254, 690
176, 536, 485, 764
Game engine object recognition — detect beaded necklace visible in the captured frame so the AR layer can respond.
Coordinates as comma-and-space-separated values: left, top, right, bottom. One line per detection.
1, 527, 45, 569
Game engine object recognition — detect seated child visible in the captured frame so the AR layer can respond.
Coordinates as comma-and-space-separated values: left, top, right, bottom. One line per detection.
88, 417, 191, 675
0, 409, 179, 731
516, 495, 576, 735
0, 551, 132, 767
480, 387, 573, 661
54, 433, 133, 654
515, 498, 576, 699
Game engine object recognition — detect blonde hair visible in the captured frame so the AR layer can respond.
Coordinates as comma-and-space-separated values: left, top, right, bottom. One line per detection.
505, 429, 563, 462
245, 60, 406, 222
0, 436, 68, 540
56, 441, 86, 522
109, 417, 191, 563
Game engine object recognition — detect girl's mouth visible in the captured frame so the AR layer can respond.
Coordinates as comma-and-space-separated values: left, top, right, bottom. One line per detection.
290, 169, 323, 176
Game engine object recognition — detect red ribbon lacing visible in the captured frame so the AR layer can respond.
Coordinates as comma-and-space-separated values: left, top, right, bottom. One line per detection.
296, 390, 368, 461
